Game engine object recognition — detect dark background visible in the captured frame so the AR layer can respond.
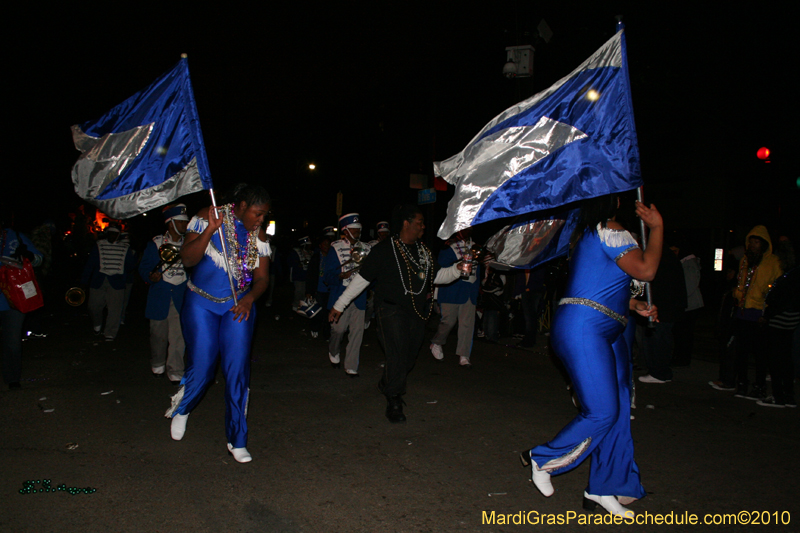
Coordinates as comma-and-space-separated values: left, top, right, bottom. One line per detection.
6, 2, 798, 250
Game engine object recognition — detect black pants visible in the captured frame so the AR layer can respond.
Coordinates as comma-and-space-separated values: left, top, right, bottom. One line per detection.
734, 318, 767, 390
376, 302, 426, 398
766, 327, 796, 404
642, 321, 674, 381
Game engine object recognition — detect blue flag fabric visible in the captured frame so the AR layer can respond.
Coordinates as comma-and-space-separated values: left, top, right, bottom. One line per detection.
71, 58, 212, 219
434, 28, 641, 244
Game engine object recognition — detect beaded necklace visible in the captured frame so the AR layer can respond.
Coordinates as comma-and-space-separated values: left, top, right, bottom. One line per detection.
391, 236, 433, 319
220, 203, 260, 291
736, 256, 758, 308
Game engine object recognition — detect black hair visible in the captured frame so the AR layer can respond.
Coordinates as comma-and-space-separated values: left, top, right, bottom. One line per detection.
570, 193, 619, 246
227, 183, 271, 208
391, 204, 422, 235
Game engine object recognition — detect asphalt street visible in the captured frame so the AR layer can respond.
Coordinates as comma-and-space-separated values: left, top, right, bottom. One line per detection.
2, 286, 798, 532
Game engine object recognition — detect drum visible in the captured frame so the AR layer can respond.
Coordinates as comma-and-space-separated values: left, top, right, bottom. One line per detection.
296, 297, 322, 319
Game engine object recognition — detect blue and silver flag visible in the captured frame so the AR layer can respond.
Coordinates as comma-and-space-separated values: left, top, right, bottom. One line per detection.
71, 58, 212, 219
435, 27, 641, 246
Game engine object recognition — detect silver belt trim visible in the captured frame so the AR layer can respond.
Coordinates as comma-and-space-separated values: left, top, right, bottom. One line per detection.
188, 280, 247, 303
558, 298, 627, 326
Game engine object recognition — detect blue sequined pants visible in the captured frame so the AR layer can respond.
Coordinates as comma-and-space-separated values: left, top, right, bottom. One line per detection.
530, 303, 645, 499
175, 291, 255, 448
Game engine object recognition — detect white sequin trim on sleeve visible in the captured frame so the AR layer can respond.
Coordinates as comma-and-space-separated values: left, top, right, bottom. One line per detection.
597, 223, 638, 249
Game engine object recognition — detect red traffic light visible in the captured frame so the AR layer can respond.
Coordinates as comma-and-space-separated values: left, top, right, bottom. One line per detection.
757, 147, 770, 160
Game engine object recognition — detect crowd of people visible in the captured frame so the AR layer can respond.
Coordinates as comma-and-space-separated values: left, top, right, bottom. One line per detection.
2, 187, 798, 516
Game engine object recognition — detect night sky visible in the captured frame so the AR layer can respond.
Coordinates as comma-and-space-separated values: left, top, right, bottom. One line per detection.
7, 3, 798, 244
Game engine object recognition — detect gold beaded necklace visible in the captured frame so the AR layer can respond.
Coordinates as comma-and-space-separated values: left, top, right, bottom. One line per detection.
391, 236, 433, 320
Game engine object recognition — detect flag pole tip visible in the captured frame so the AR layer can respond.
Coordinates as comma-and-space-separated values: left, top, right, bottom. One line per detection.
181, 53, 188, 59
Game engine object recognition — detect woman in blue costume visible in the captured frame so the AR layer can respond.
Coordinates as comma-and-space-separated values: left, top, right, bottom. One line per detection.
521, 195, 663, 517
166, 184, 270, 463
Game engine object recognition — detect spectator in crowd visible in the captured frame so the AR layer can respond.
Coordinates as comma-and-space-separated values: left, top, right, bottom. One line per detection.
638, 237, 686, 384
730, 226, 782, 400
671, 240, 703, 366
757, 238, 798, 408
1, 218, 43, 389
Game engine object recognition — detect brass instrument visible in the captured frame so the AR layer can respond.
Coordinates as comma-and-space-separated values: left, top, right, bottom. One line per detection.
150, 243, 182, 275
350, 241, 367, 264
65, 287, 86, 307
340, 241, 367, 275
470, 244, 485, 263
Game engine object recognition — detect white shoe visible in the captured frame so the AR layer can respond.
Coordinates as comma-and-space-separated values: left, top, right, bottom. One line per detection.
227, 443, 252, 463
520, 451, 554, 497
171, 413, 188, 441
531, 459, 554, 497
638, 374, 670, 384
329, 353, 340, 364
583, 491, 634, 517
459, 356, 472, 367
430, 343, 444, 360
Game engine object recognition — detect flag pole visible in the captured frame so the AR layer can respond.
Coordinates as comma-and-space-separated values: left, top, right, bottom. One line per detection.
636, 186, 654, 324
208, 188, 240, 306
616, 22, 654, 325
180, 53, 239, 306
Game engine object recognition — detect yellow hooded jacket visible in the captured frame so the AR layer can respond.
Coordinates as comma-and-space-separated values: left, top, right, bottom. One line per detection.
733, 225, 783, 314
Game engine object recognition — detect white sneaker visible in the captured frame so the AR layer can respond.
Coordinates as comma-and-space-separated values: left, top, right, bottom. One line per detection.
638, 374, 670, 384
329, 353, 341, 364
227, 443, 252, 463
171, 413, 188, 441
459, 356, 472, 367
430, 343, 444, 360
